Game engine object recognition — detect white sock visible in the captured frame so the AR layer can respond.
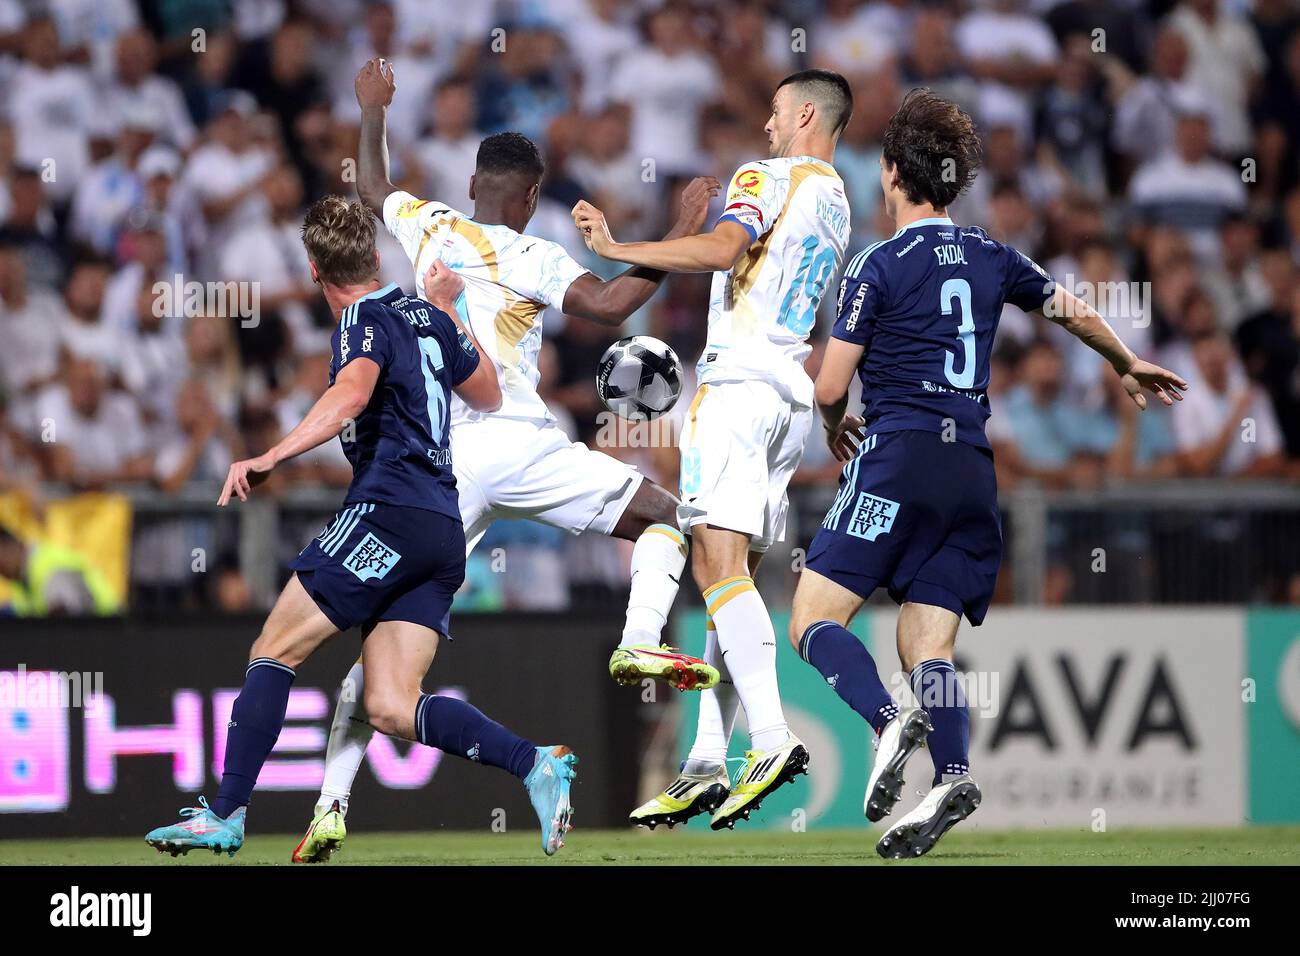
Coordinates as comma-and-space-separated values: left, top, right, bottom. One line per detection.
619, 523, 687, 648
706, 576, 788, 752
317, 658, 374, 816
685, 617, 740, 773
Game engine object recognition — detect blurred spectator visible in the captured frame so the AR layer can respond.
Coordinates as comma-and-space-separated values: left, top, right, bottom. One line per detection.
0, 167, 64, 290
68, 106, 159, 257
989, 339, 1101, 489
57, 257, 124, 373
180, 92, 277, 271
1168, 0, 1264, 157
1172, 331, 1285, 478
32, 357, 151, 488
410, 77, 482, 213
0, 244, 61, 401
812, 0, 899, 79
1236, 273, 1300, 456
7, 16, 96, 204
610, 5, 720, 178
101, 28, 195, 151
1111, 25, 1222, 167
1128, 94, 1247, 262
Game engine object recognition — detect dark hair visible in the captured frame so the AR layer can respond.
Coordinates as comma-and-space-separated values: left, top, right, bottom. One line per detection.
300, 195, 378, 286
475, 132, 545, 181
777, 69, 853, 136
881, 89, 982, 209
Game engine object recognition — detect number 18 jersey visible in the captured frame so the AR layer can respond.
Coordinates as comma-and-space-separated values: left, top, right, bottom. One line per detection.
833, 218, 1056, 450
702, 155, 851, 408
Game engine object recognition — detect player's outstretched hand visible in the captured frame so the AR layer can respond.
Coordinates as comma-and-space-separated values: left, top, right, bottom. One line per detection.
355, 57, 395, 111
826, 414, 866, 462
1119, 358, 1188, 410
679, 176, 721, 231
423, 259, 465, 315
218, 455, 276, 506
572, 200, 614, 256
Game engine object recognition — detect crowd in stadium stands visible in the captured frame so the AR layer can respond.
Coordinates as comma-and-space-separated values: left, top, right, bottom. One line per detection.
0, 0, 1297, 612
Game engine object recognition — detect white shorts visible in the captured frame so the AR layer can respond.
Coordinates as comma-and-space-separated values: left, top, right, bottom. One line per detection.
451, 416, 644, 554
677, 380, 813, 553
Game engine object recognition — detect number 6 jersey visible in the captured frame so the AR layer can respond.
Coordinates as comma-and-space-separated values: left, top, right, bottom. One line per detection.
702, 156, 851, 407
833, 218, 1056, 450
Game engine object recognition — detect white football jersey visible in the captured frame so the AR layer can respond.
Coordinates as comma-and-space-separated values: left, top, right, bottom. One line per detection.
701, 156, 851, 407
382, 190, 589, 424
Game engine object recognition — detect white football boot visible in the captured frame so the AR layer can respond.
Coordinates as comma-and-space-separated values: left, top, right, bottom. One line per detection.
875, 775, 981, 859
864, 708, 933, 822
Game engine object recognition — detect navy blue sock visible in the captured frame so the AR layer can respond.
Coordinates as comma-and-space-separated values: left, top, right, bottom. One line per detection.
213, 657, 296, 818
910, 658, 969, 785
799, 621, 898, 734
415, 694, 537, 779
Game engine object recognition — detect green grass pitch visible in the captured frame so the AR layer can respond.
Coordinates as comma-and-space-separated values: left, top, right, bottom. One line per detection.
4, 827, 1299, 866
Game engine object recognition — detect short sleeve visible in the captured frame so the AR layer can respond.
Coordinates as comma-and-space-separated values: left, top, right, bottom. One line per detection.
336, 302, 393, 374
830, 257, 883, 346
505, 239, 589, 311
1002, 245, 1056, 313
382, 189, 459, 265
718, 162, 784, 243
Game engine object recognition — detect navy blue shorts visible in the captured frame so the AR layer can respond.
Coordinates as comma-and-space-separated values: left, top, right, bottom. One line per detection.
805, 429, 1002, 625
290, 502, 466, 635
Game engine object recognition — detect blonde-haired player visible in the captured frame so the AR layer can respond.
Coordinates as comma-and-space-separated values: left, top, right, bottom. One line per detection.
573, 69, 853, 829
292, 59, 720, 863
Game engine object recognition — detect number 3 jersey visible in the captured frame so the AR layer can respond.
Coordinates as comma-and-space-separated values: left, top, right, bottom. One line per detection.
704, 156, 851, 407
330, 282, 480, 519
833, 218, 1056, 450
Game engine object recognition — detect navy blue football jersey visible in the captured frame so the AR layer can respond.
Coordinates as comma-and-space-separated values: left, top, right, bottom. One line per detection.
832, 218, 1055, 449
329, 282, 479, 519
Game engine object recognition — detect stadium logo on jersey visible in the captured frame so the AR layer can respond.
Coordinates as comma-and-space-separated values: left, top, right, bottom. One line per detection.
846, 492, 900, 542
344, 533, 402, 581
731, 168, 767, 199
844, 282, 868, 333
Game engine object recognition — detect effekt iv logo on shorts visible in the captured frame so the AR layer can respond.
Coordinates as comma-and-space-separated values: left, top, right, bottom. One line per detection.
345, 533, 402, 581
847, 493, 900, 542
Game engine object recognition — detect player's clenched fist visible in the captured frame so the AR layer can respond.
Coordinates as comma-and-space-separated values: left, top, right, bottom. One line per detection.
679, 176, 721, 231
423, 259, 465, 315
572, 200, 614, 256
355, 57, 395, 110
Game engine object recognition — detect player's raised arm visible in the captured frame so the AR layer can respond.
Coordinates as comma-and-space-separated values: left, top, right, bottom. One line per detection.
562, 176, 723, 324
572, 201, 751, 274
217, 358, 380, 506
1035, 283, 1188, 410
354, 58, 398, 215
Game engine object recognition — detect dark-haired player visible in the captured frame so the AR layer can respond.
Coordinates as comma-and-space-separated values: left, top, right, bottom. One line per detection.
290, 59, 720, 862
791, 90, 1188, 858
145, 196, 580, 859
573, 70, 854, 829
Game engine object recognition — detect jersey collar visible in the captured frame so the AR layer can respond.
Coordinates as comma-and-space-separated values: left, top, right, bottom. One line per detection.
900, 216, 955, 231
356, 282, 399, 302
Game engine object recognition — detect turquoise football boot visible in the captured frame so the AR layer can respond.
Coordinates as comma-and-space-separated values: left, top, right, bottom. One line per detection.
145, 796, 245, 858
523, 745, 578, 856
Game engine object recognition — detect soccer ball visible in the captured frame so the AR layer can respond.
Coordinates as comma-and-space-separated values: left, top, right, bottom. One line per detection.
596, 335, 683, 420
